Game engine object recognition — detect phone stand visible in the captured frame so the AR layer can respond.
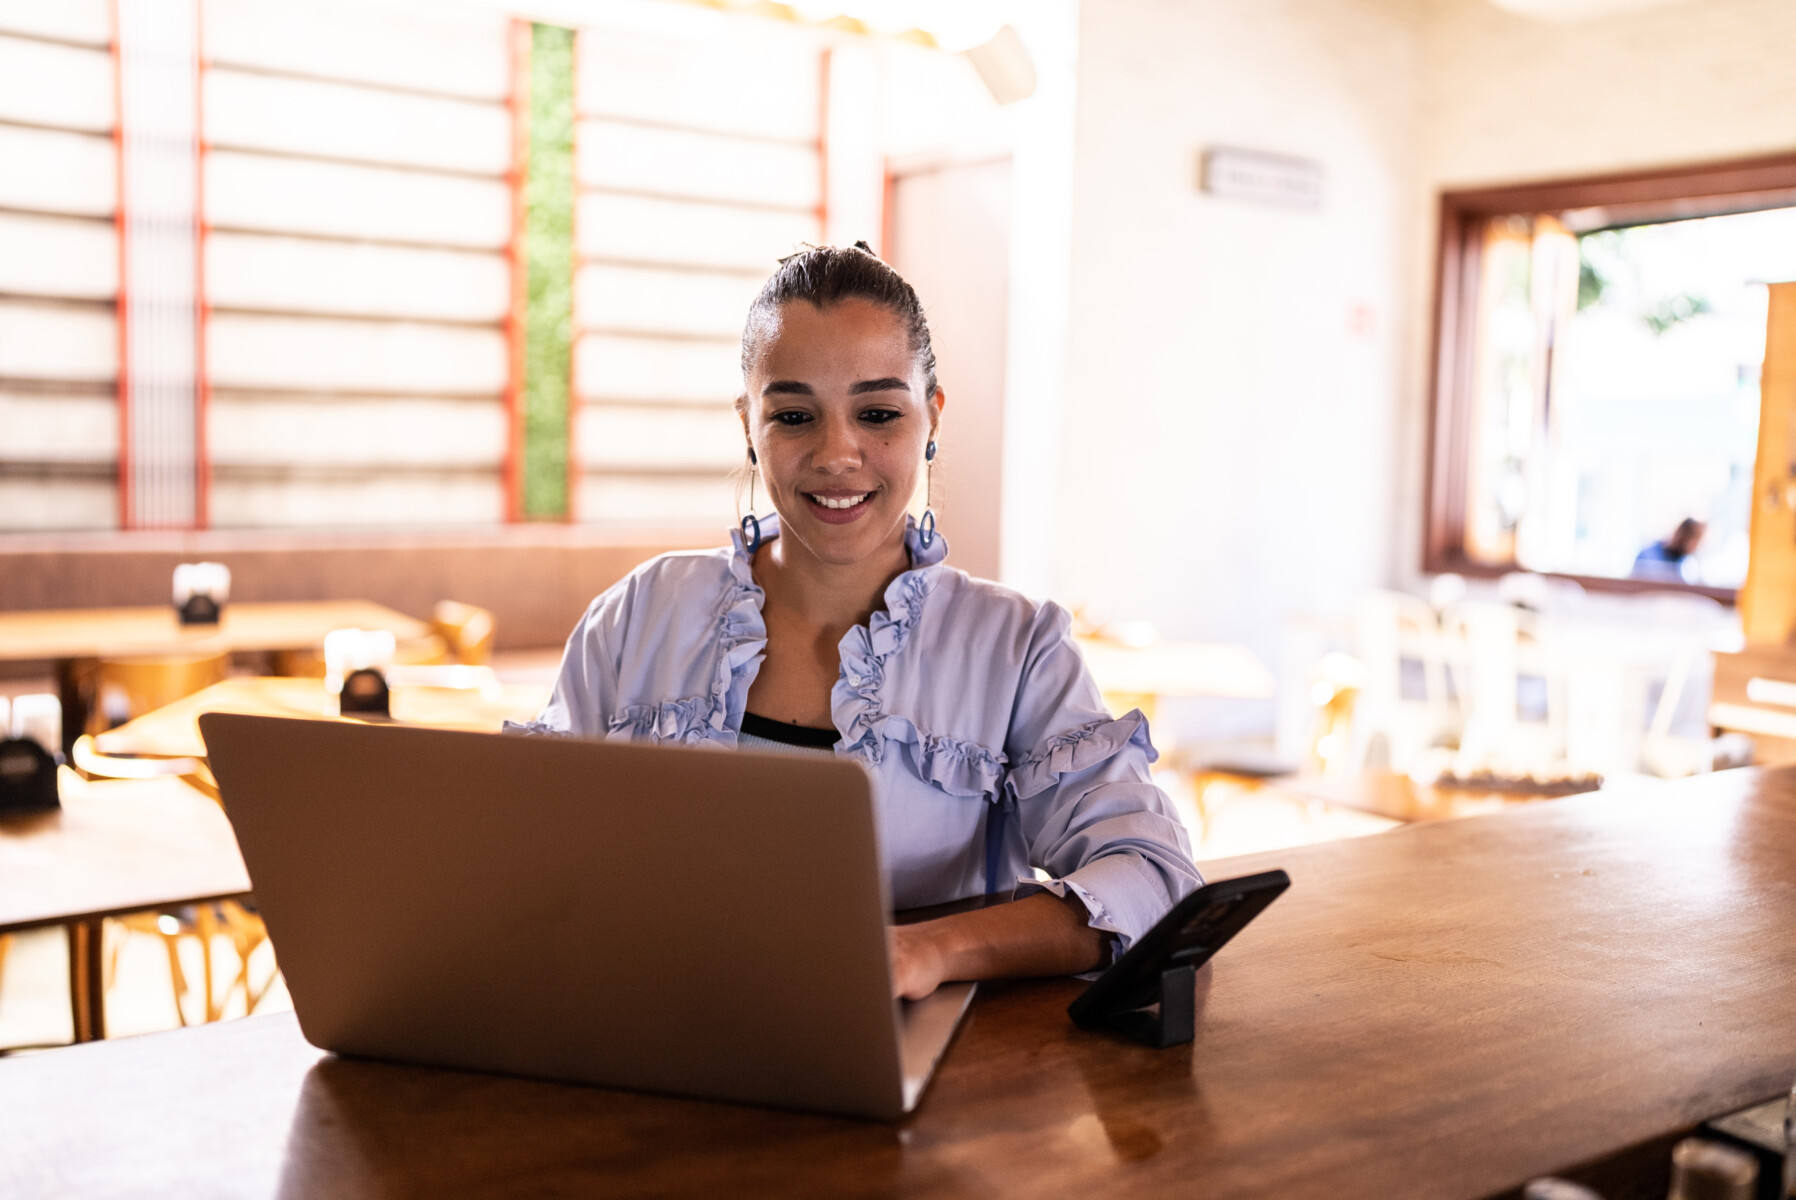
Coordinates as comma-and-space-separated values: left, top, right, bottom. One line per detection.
1068, 868, 1288, 1050
1099, 963, 1196, 1048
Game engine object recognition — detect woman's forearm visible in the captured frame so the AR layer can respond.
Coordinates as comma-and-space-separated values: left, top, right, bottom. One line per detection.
889, 890, 1107, 999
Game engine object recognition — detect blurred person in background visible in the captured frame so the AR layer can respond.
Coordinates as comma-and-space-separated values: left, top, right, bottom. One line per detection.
517, 245, 1199, 1001
1631, 517, 1706, 583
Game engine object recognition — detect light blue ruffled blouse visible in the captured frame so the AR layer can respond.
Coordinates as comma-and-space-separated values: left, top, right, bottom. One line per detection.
518, 513, 1201, 957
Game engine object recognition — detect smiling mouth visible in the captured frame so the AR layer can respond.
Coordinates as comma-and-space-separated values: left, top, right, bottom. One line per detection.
805, 491, 875, 510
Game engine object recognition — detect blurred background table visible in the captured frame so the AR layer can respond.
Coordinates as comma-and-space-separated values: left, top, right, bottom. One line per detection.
0, 600, 427, 663
1262, 770, 1607, 824
1074, 637, 1276, 703
0, 771, 250, 1043
0, 601, 430, 756
92, 675, 555, 764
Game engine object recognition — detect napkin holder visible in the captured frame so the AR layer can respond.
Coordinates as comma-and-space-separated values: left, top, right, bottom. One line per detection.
173, 562, 231, 626
339, 668, 391, 717
324, 629, 397, 718
0, 737, 60, 814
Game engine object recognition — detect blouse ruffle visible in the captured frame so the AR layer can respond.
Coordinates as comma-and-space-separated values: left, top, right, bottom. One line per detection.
1004, 709, 1159, 802
833, 521, 948, 771
850, 713, 1007, 799
528, 513, 1157, 810
604, 698, 717, 743
586, 522, 767, 744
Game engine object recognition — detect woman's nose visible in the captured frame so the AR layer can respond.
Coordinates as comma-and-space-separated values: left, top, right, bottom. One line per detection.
812, 414, 863, 473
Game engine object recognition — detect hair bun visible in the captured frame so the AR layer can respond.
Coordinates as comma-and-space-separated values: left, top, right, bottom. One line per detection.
852, 240, 874, 253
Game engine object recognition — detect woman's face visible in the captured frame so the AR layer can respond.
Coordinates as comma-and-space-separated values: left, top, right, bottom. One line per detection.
742, 297, 942, 568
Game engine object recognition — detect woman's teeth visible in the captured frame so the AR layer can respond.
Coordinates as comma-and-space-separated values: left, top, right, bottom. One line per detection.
809, 492, 872, 510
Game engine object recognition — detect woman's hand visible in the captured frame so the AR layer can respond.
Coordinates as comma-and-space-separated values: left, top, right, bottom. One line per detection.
886, 891, 1107, 1000
888, 920, 950, 1000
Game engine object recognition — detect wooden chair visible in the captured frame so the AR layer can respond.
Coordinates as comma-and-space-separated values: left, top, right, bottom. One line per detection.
70, 735, 200, 779
85, 651, 231, 737
1350, 591, 1461, 774
105, 900, 275, 1027
432, 600, 496, 666
71, 651, 228, 781
69, 651, 272, 1027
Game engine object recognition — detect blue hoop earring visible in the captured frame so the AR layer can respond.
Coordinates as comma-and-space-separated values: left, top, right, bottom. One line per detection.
741, 446, 762, 555
918, 440, 937, 549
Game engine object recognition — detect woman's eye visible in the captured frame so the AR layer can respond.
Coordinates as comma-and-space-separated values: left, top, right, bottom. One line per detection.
860, 409, 902, 425
771, 411, 813, 426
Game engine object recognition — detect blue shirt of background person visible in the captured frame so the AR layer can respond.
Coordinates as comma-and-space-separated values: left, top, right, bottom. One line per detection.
1631, 518, 1706, 584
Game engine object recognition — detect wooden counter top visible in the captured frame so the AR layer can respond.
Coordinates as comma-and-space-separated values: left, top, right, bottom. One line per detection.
4, 768, 1795, 1198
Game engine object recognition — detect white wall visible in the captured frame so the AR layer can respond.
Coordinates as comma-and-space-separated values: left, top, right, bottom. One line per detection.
1054, 0, 1423, 741
1418, 0, 1796, 190
1055, 0, 1796, 745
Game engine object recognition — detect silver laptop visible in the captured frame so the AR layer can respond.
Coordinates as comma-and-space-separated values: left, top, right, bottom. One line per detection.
200, 712, 975, 1120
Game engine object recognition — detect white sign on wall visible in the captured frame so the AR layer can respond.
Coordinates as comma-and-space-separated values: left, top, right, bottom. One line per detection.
1199, 146, 1323, 210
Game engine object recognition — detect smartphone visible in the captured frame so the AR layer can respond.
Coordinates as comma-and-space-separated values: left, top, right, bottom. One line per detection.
1068, 868, 1290, 1032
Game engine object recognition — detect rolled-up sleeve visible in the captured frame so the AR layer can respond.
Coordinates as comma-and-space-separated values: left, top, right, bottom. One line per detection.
1003, 605, 1201, 959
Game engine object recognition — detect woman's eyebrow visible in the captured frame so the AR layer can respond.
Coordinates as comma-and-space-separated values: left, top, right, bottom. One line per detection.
763, 380, 814, 395
849, 378, 910, 394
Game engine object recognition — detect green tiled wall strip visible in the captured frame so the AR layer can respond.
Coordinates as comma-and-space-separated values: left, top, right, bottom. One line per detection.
519, 22, 575, 519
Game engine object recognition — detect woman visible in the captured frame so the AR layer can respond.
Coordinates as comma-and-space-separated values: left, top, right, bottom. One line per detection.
524, 244, 1199, 999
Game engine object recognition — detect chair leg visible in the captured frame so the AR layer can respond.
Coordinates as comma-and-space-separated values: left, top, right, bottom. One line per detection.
195, 905, 219, 1022
215, 900, 270, 1018
104, 920, 125, 993
246, 966, 281, 1014
161, 934, 191, 1026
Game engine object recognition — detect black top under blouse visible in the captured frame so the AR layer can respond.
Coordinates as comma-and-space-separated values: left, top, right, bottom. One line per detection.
739, 711, 840, 751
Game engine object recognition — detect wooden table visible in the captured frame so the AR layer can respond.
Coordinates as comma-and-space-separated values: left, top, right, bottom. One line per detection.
1710, 643, 1796, 765
0, 771, 250, 1043
0, 599, 429, 754
0, 599, 428, 662
5, 768, 1794, 1198
1262, 769, 1634, 823
93, 676, 555, 761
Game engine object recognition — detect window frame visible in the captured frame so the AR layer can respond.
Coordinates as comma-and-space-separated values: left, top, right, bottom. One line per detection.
1423, 150, 1796, 603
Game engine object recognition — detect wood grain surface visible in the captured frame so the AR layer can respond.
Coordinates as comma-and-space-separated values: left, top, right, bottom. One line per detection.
0, 600, 428, 662
0, 771, 249, 934
4, 767, 1794, 1199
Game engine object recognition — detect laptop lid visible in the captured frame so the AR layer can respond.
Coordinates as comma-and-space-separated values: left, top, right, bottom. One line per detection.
202, 713, 952, 1120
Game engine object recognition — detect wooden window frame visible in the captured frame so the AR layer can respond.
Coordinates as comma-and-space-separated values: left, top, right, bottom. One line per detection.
1424, 150, 1796, 603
